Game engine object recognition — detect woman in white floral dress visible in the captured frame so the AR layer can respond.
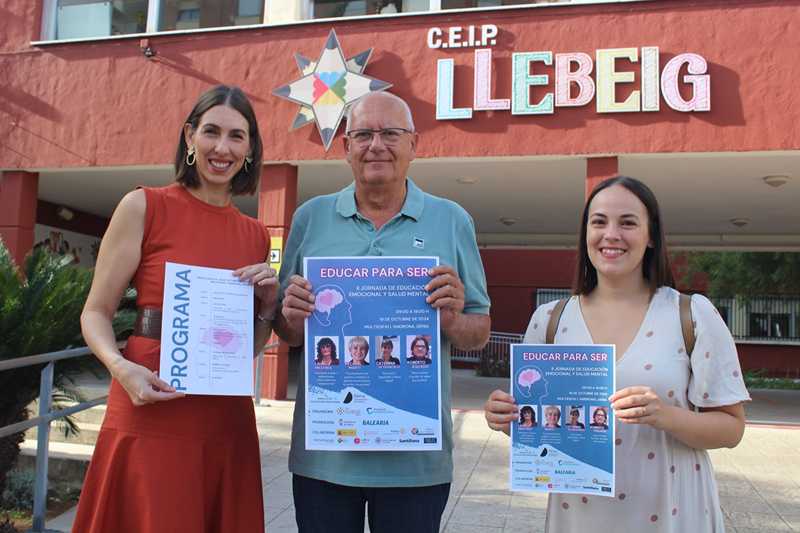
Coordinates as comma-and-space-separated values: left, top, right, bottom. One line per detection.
484, 176, 750, 533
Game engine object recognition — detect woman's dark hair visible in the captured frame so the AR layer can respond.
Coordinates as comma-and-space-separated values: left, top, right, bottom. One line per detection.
411, 335, 430, 354
593, 407, 607, 421
381, 339, 394, 350
316, 337, 338, 362
519, 405, 536, 425
573, 175, 674, 295
175, 85, 263, 195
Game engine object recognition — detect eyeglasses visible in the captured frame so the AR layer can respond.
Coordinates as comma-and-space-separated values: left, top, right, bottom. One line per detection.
345, 128, 414, 145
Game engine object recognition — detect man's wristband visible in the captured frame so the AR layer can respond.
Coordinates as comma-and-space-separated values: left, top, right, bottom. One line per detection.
256, 310, 276, 324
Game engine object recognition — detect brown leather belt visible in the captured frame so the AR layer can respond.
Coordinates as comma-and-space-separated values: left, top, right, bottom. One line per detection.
133, 307, 162, 340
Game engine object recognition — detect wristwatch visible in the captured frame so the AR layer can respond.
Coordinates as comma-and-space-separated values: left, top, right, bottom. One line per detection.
256, 310, 276, 324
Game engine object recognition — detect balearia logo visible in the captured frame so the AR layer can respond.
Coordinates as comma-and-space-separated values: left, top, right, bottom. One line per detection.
363, 419, 390, 426
399, 438, 420, 443
272, 29, 393, 151
554, 469, 576, 475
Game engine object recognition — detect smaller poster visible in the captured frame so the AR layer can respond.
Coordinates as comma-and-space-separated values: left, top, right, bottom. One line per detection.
160, 262, 254, 396
510, 344, 615, 496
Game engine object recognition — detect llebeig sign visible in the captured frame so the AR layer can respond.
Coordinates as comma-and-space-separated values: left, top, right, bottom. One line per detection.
430, 24, 711, 120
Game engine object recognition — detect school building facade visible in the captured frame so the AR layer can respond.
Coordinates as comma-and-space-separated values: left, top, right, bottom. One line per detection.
1, 0, 798, 397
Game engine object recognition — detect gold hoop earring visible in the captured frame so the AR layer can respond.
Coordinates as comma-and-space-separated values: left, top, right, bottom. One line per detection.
186, 147, 196, 166
244, 156, 252, 173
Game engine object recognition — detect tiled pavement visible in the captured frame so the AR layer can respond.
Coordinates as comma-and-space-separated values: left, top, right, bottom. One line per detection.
48, 370, 800, 532
256, 370, 800, 532
257, 405, 800, 533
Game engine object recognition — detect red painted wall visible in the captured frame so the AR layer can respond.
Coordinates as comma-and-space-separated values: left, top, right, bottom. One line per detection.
1, 0, 799, 168
481, 249, 576, 332
0, 171, 38, 266
738, 344, 800, 378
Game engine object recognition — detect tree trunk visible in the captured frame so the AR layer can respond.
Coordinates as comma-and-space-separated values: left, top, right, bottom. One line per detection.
0, 368, 39, 495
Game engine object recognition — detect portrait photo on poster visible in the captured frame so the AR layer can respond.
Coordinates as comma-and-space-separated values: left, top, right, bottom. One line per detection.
376, 335, 401, 366
406, 334, 433, 365
518, 404, 538, 429
345, 335, 371, 367
315, 336, 340, 366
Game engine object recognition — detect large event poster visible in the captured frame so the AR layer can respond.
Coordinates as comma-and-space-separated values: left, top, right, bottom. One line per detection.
160, 262, 254, 396
510, 344, 616, 496
304, 256, 442, 451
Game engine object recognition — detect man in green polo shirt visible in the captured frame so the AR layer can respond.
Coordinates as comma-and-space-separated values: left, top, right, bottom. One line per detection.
275, 91, 491, 533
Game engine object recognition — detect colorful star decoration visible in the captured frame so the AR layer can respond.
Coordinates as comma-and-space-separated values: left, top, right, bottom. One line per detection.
273, 29, 392, 151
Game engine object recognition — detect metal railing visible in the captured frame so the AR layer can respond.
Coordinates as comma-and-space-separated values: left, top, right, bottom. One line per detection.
451, 331, 523, 363
710, 295, 800, 343
0, 346, 106, 533
450, 294, 800, 371
0, 342, 279, 532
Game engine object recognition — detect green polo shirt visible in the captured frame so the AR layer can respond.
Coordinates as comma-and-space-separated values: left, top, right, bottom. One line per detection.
279, 178, 490, 487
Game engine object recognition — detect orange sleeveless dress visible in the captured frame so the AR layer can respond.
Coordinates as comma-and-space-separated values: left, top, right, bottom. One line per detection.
73, 184, 268, 533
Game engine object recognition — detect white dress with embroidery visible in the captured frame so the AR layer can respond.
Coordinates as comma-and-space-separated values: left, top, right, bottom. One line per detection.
522, 287, 750, 533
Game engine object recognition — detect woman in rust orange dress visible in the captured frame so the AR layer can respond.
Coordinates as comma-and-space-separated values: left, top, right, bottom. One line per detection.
73, 85, 277, 533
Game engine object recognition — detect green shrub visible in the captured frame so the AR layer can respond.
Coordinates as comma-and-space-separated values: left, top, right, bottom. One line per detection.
744, 370, 800, 390
0, 242, 91, 496
0, 470, 34, 510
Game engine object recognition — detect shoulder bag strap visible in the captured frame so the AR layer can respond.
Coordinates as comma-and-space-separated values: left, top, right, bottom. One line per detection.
679, 293, 695, 355
546, 298, 569, 344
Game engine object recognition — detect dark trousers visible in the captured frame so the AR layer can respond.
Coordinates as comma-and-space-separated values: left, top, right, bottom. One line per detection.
293, 474, 451, 533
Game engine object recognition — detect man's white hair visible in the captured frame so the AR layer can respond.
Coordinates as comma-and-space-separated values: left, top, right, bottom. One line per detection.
345, 92, 415, 133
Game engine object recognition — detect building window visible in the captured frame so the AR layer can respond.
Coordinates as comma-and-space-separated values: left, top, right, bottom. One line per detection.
43, 0, 264, 40
310, 0, 572, 16
159, 0, 264, 31
312, 0, 427, 18
441, 0, 568, 9
55, 0, 149, 39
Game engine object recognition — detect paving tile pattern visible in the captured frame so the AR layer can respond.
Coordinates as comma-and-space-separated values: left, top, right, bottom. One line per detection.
256, 406, 800, 532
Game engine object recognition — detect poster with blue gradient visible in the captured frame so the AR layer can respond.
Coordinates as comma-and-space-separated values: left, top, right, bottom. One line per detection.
510, 344, 615, 496
304, 256, 441, 451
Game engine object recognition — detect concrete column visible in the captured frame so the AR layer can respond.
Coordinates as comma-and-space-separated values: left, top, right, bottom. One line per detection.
585, 156, 619, 199
257, 163, 298, 400
0, 171, 39, 267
